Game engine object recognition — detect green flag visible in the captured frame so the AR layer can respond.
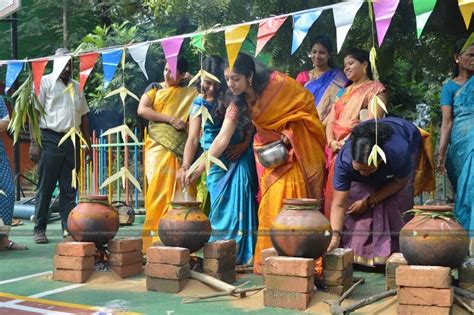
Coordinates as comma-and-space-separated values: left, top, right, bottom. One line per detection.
190, 33, 205, 51
413, 0, 437, 38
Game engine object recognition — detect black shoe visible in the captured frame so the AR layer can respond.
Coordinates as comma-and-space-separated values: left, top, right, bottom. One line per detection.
33, 229, 48, 244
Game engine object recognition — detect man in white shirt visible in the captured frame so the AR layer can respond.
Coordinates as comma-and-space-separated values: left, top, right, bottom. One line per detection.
29, 48, 91, 244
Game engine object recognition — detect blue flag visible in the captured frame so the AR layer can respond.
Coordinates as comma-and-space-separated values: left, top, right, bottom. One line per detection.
291, 10, 322, 54
102, 49, 123, 89
5, 61, 24, 93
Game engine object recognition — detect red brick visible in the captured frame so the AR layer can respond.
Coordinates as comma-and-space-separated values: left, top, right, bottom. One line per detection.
203, 254, 236, 273
53, 269, 93, 283
385, 253, 407, 278
397, 287, 453, 307
397, 304, 451, 315
323, 266, 353, 286
108, 238, 142, 254
56, 242, 95, 257
459, 282, 474, 293
396, 266, 451, 288
326, 277, 352, 296
264, 274, 314, 293
261, 248, 279, 264
264, 257, 314, 277
146, 246, 190, 265
205, 269, 236, 284
109, 251, 143, 267
263, 289, 313, 311
145, 263, 190, 280
146, 277, 188, 293
323, 248, 353, 271
54, 255, 94, 270
459, 257, 474, 283
111, 262, 143, 278
203, 240, 236, 258
386, 277, 397, 290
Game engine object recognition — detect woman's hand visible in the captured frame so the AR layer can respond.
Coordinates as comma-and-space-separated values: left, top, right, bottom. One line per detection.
326, 234, 341, 252
280, 134, 290, 146
225, 142, 247, 161
185, 163, 205, 186
436, 153, 446, 174
346, 198, 369, 216
329, 139, 344, 152
169, 117, 187, 131
177, 167, 188, 187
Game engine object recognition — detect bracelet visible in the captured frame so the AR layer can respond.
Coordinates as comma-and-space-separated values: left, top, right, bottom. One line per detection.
332, 230, 342, 237
367, 194, 378, 208
181, 164, 190, 171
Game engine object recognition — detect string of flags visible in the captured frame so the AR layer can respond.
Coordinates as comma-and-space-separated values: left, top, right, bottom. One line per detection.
0, 0, 472, 95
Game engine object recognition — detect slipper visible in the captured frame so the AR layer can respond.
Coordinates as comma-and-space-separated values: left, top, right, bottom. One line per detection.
7, 241, 28, 250
11, 219, 24, 226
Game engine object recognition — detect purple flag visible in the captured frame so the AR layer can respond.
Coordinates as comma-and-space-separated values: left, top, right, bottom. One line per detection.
373, 0, 400, 47
4, 61, 24, 94
161, 37, 184, 80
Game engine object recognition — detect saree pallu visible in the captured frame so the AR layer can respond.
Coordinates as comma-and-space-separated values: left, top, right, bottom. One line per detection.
251, 72, 326, 273
446, 77, 474, 237
324, 81, 386, 218
142, 86, 197, 252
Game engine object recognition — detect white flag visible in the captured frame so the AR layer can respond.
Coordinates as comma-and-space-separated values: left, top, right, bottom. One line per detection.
333, 1, 364, 52
128, 42, 150, 80
50, 55, 71, 83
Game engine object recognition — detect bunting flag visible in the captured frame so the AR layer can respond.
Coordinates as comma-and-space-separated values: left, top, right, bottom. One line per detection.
4, 61, 24, 94
333, 1, 364, 52
50, 55, 71, 84
190, 33, 205, 51
79, 52, 99, 92
225, 25, 251, 70
102, 48, 123, 89
128, 42, 150, 80
291, 10, 322, 54
255, 16, 287, 56
161, 37, 185, 80
458, 0, 474, 29
413, 0, 437, 38
32, 59, 48, 96
373, 0, 400, 47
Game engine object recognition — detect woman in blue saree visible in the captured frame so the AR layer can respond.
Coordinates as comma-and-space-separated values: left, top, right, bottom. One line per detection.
438, 40, 474, 246
179, 56, 257, 265
296, 35, 346, 125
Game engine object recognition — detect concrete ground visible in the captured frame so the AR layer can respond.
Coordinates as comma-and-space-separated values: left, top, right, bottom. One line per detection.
0, 216, 469, 314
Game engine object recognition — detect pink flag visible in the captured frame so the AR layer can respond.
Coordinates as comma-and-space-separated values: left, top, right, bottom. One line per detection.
80, 52, 99, 92
373, 0, 400, 47
32, 59, 48, 96
161, 37, 185, 80
255, 16, 287, 56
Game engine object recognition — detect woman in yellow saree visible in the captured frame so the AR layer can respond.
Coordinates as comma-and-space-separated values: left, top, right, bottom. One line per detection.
224, 53, 326, 273
137, 58, 198, 252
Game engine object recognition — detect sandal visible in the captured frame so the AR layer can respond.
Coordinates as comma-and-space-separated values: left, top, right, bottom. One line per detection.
8, 241, 28, 250
11, 219, 24, 226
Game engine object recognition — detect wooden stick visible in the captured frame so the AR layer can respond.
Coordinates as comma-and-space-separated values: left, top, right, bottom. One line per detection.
182, 286, 265, 304
341, 289, 396, 314
454, 293, 474, 313
189, 270, 237, 292
454, 286, 474, 300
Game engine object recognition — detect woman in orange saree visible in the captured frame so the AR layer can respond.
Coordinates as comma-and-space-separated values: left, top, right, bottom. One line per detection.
137, 59, 197, 252
324, 48, 387, 218
224, 53, 326, 273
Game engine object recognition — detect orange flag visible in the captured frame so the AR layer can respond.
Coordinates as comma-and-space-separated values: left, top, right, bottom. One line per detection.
80, 52, 99, 92
32, 59, 48, 96
255, 16, 287, 56
225, 25, 251, 70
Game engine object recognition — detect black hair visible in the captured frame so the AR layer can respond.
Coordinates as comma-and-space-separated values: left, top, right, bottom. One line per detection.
176, 57, 189, 74
345, 48, 373, 81
231, 53, 273, 94
195, 55, 227, 94
350, 121, 393, 164
452, 37, 467, 78
310, 35, 335, 68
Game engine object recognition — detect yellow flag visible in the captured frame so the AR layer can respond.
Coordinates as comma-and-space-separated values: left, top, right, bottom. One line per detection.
459, 0, 474, 29
225, 25, 251, 70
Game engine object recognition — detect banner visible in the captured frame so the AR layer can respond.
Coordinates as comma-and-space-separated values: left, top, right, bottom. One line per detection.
333, 1, 364, 52
225, 25, 251, 70
128, 42, 150, 80
255, 16, 287, 56
190, 33, 205, 51
32, 59, 48, 96
413, 0, 437, 38
161, 37, 185, 80
4, 61, 24, 94
373, 0, 400, 47
79, 52, 99, 92
50, 55, 71, 84
291, 10, 322, 54
102, 48, 123, 89
458, 0, 474, 29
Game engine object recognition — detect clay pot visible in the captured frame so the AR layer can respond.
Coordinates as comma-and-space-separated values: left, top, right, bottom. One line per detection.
67, 195, 119, 247
270, 198, 332, 259
399, 205, 469, 267
158, 201, 211, 253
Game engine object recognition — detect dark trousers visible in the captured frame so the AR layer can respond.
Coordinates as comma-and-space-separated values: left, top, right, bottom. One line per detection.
34, 129, 79, 233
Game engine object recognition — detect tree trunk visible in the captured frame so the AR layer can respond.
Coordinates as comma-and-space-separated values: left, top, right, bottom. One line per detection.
63, 0, 68, 48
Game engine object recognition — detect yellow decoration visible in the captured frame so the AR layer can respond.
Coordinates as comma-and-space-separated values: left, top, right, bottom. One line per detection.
225, 25, 251, 70
105, 86, 139, 107
101, 124, 140, 144
190, 104, 214, 127
369, 95, 388, 119
367, 144, 387, 167
188, 69, 221, 87
458, 0, 474, 29
100, 166, 142, 192
369, 47, 379, 81
187, 150, 227, 177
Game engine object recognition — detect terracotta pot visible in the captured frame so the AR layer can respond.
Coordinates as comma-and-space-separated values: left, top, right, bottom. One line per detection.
158, 201, 211, 253
270, 198, 332, 259
400, 205, 469, 267
67, 195, 119, 247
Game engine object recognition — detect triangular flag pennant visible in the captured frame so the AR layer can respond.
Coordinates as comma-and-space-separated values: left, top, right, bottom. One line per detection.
161, 37, 185, 80
291, 10, 322, 54
190, 33, 205, 51
225, 25, 251, 69
333, 1, 364, 52
461, 32, 474, 53
102, 48, 123, 89
50, 55, 71, 84
255, 16, 287, 56
32, 59, 48, 96
413, 0, 437, 38
4, 61, 24, 94
79, 52, 99, 92
128, 42, 150, 80
458, 0, 474, 29
373, 0, 400, 47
